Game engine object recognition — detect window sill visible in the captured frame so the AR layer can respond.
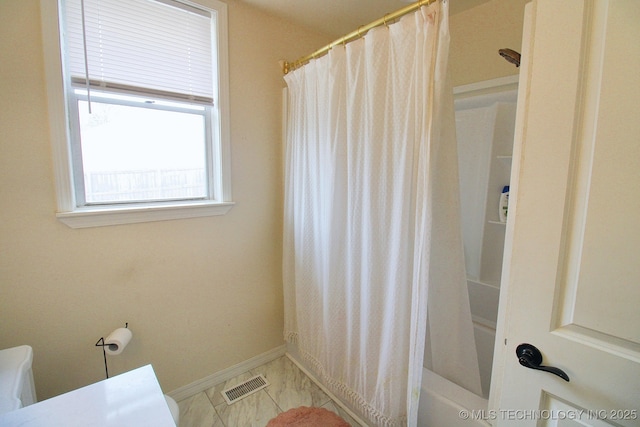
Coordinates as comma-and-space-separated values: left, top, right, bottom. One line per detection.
57, 200, 235, 229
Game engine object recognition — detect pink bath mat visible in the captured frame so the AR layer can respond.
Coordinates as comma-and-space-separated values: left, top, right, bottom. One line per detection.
266, 406, 350, 426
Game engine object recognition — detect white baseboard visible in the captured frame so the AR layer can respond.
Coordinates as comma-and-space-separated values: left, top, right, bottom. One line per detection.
166, 345, 287, 402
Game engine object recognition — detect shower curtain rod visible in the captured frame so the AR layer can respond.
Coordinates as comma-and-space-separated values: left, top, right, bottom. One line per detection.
281, 0, 437, 74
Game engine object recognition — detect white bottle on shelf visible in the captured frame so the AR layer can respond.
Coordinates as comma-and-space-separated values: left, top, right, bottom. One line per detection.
499, 185, 509, 223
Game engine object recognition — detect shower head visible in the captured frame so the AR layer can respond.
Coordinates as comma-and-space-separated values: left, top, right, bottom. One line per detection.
499, 48, 521, 67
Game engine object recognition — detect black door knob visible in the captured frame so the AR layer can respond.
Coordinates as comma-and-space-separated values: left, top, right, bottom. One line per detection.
516, 343, 570, 382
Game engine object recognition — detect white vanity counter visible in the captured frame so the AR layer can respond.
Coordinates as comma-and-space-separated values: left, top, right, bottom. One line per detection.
0, 364, 175, 427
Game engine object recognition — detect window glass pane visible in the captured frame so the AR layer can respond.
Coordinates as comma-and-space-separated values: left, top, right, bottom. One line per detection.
78, 100, 207, 203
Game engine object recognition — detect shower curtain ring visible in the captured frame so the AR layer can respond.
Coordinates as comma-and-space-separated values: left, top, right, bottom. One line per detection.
383, 14, 390, 27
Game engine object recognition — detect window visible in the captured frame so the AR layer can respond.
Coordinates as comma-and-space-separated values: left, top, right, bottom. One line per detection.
41, 0, 233, 228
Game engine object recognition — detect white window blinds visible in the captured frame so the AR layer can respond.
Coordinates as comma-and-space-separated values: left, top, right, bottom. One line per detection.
64, 0, 214, 104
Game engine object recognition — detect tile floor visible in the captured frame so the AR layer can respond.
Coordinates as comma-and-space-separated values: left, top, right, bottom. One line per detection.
177, 355, 364, 427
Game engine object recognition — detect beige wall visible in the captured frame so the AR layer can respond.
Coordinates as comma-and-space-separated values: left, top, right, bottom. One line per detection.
0, 0, 328, 400
0, 0, 527, 402
449, 0, 530, 87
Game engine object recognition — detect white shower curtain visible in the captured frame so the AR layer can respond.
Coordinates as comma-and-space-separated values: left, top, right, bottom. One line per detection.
283, 1, 481, 426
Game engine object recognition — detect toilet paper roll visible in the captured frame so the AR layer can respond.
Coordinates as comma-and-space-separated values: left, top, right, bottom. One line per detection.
104, 327, 132, 355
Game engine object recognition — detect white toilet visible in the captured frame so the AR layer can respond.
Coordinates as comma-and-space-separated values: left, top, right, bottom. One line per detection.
164, 394, 180, 425
0, 345, 37, 415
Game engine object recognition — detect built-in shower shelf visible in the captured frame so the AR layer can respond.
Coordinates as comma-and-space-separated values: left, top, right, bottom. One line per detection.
497, 156, 512, 169
488, 220, 507, 225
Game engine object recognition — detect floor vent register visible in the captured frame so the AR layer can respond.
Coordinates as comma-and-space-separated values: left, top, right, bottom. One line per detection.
221, 374, 270, 405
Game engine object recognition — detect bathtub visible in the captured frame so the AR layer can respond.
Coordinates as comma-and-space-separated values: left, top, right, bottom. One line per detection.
417, 278, 498, 427
288, 275, 499, 427
417, 368, 491, 427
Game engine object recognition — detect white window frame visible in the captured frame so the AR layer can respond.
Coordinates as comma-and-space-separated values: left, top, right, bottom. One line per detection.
40, 0, 233, 228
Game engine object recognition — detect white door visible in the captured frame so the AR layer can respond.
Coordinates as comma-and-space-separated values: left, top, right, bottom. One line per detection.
491, 1, 640, 426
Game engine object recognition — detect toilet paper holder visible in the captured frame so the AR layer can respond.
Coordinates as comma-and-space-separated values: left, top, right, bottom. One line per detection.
95, 323, 129, 379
